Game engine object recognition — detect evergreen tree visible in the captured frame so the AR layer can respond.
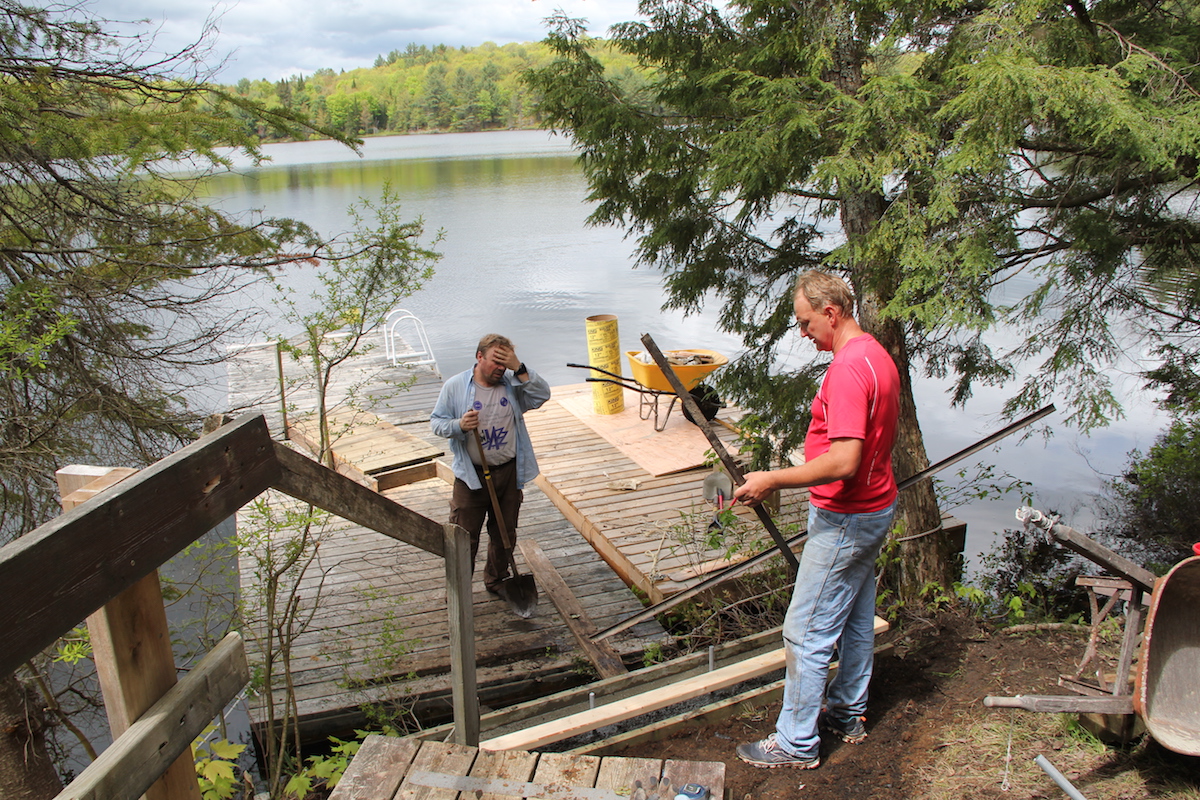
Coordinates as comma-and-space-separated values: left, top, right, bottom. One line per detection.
526, 0, 1200, 596
0, 4, 442, 794
0, 3, 429, 541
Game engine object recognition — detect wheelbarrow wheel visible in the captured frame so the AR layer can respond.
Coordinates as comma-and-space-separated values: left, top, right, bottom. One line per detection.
683, 383, 724, 425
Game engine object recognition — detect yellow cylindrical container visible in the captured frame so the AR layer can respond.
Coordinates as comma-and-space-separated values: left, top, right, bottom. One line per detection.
585, 314, 624, 414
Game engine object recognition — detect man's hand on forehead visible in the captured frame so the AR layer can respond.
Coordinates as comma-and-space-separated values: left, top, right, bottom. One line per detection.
494, 345, 520, 370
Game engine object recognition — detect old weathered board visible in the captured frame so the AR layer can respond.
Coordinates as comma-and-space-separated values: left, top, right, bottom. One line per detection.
288, 409, 443, 475
0, 414, 279, 677
517, 538, 627, 679
54, 632, 249, 800
271, 441, 446, 556
328, 737, 421, 800
331, 738, 725, 800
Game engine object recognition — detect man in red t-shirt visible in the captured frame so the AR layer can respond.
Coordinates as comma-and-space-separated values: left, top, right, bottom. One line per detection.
734, 271, 900, 770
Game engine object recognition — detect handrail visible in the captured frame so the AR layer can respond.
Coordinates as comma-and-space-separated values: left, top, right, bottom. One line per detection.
384, 308, 438, 369
54, 632, 250, 800
0, 412, 480, 796
0, 414, 280, 676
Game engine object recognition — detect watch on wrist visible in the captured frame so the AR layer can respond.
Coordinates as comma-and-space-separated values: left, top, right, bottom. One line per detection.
516, 362, 529, 376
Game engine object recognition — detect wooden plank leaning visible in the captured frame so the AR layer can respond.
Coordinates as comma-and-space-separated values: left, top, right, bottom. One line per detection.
444, 522, 480, 746
54, 631, 250, 800
0, 413, 280, 678
517, 538, 628, 679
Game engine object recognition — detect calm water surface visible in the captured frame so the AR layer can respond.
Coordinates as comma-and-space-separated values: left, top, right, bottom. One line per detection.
203, 129, 1168, 571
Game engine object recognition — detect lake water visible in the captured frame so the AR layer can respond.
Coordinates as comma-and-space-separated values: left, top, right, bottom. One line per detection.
201, 129, 1168, 573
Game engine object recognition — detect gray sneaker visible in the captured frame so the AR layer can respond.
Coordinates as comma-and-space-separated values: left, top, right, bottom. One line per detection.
820, 712, 867, 744
735, 734, 820, 769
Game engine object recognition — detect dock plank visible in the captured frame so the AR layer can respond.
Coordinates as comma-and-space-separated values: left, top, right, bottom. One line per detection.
524, 391, 807, 603
335, 740, 723, 800
288, 410, 443, 474
227, 333, 669, 748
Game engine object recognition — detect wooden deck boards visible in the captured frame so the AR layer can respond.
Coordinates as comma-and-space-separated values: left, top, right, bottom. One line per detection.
226, 336, 669, 745
329, 737, 725, 800
226, 331, 809, 745
524, 383, 808, 603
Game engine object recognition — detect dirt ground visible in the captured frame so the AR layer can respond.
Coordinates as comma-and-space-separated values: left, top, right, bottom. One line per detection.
605, 609, 1200, 799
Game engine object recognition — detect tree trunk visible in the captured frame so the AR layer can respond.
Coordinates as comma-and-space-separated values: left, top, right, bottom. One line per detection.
829, 6, 962, 599
849, 209, 960, 597
0, 672, 62, 800
862, 298, 963, 596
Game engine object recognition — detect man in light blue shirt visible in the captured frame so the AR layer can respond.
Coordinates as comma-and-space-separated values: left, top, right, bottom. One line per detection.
431, 334, 551, 591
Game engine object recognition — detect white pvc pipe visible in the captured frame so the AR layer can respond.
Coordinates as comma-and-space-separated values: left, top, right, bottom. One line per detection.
1035, 755, 1088, 800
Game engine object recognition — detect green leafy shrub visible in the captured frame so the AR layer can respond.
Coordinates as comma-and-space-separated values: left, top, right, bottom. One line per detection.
973, 525, 1088, 623
194, 728, 250, 800
1100, 416, 1200, 562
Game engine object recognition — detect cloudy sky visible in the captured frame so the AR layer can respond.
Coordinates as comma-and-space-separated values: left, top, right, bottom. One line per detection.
92, 0, 649, 83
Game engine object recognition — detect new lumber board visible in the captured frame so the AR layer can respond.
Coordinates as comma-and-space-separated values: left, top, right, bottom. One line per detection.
479, 617, 888, 753
570, 642, 895, 755
479, 648, 789, 751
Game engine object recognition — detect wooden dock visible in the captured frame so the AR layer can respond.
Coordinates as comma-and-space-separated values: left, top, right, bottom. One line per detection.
526, 382, 807, 603
329, 737, 725, 800
225, 334, 808, 747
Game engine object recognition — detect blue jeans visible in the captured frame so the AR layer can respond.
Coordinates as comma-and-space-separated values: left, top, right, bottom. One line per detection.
775, 500, 896, 758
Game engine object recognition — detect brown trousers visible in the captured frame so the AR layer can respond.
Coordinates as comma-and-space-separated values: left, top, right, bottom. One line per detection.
449, 458, 522, 589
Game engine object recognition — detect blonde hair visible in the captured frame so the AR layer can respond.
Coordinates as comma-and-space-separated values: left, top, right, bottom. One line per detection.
476, 333, 513, 357
794, 271, 855, 316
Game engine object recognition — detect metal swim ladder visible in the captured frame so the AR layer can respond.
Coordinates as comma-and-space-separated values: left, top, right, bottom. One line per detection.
384, 308, 438, 370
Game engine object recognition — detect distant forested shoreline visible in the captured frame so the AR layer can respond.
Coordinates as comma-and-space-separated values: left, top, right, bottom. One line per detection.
224, 40, 646, 141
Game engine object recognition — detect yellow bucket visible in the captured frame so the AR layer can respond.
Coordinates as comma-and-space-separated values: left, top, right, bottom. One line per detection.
585, 314, 624, 414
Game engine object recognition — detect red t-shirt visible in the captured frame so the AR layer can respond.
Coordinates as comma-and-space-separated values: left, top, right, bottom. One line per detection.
806, 334, 900, 513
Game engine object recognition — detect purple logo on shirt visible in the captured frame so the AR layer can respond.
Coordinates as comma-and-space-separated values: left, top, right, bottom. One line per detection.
473, 400, 482, 410
500, 397, 509, 406
484, 427, 510, 450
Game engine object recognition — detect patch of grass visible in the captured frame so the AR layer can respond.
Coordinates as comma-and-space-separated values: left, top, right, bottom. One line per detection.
919, 710, 1200, 799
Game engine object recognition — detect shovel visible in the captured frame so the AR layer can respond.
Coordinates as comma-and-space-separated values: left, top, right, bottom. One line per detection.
471, 428, 538, 618
702, 469, 733, 534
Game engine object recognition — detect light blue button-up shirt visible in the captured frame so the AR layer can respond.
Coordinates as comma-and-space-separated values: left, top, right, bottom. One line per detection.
430, 367, 552, 490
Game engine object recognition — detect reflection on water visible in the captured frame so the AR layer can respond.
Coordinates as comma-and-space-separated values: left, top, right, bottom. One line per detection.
203, 129, 1166, 572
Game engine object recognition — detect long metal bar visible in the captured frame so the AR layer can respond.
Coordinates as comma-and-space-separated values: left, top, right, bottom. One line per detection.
896, 404, 1055, 491
1016, 506, 1157, 593
640, 333, 801, 573
593, 403, 1057, 642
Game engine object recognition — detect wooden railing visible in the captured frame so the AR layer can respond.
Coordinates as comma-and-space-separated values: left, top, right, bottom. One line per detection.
0, 413, 478, 799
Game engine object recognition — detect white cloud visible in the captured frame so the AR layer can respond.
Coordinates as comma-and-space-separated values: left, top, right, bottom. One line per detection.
87, 0, 648, 82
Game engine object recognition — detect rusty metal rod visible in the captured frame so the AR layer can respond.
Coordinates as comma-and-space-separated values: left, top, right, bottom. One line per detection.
591, 370, 1055, 641
640, 333, 801, 574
